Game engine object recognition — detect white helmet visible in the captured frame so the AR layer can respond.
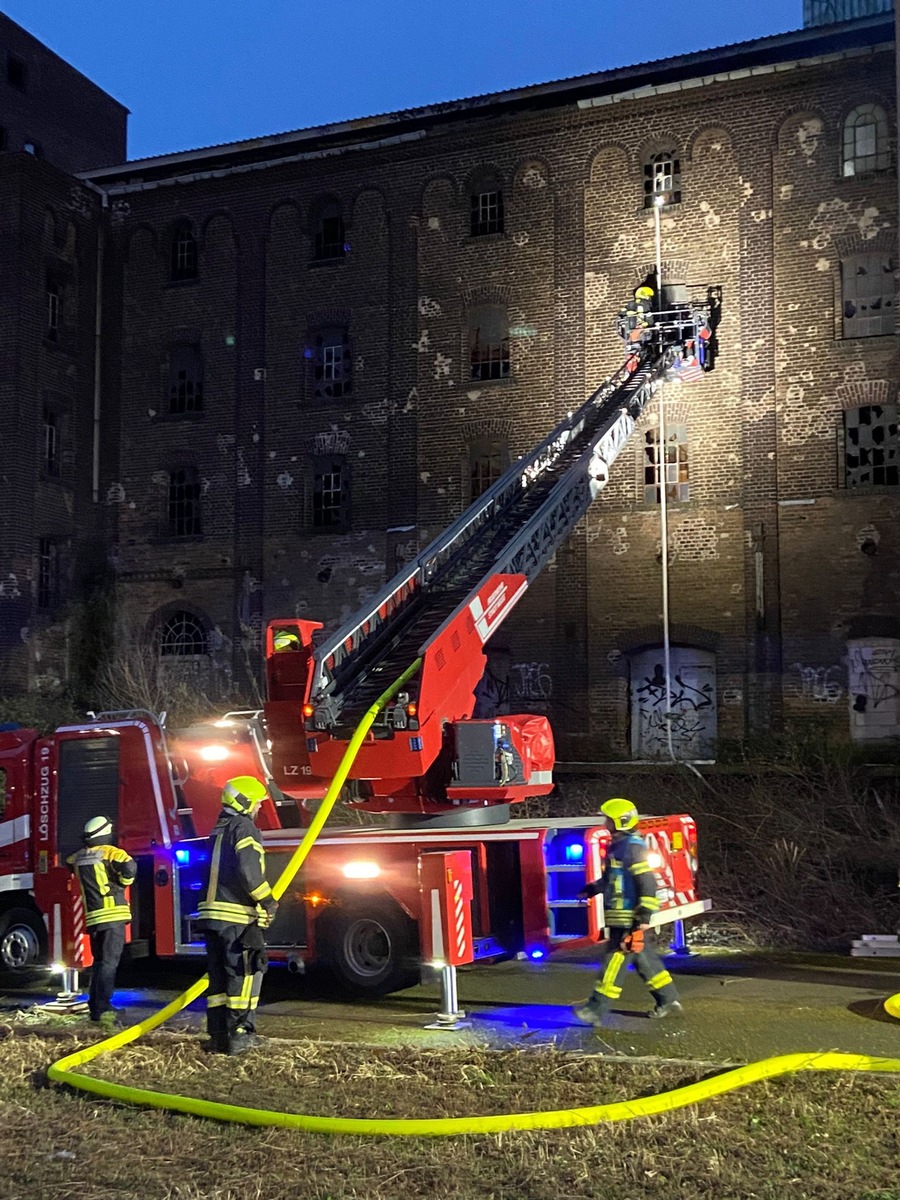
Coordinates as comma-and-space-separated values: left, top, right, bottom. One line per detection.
83, 815, 113, 844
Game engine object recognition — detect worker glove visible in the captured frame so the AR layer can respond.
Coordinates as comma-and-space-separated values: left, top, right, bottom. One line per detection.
258, 899, 278, 928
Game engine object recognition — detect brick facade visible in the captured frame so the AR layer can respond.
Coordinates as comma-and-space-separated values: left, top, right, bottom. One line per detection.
4, 15, 899, 756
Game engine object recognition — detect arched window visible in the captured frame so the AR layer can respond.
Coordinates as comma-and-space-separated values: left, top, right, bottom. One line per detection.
842, 104, 890, 177
643, 149, 681, 208
159, 611, 208, 657
169, 222, 198, 282
313, 199, 346, 260
167, 344, 204, 415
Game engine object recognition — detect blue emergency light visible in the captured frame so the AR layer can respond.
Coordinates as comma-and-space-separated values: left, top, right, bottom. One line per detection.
174, 848, 191, 865
527, 946, 547, 961
564, 842, 585, 863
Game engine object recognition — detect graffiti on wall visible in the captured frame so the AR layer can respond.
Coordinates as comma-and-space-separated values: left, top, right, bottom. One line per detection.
848, 638, 900, 742
631, 650, 717, 760
510, 661, 552, 701
791, 663, 843, 704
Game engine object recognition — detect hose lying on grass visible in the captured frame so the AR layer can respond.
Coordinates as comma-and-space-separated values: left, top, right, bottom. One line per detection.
46, 657, 900, 1135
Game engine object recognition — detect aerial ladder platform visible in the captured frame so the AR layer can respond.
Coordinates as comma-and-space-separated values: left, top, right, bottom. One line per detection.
265, 290, 719, 820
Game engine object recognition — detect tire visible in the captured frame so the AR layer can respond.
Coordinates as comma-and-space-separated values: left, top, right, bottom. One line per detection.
322, 897, 419, 997
0, 908, 46, 972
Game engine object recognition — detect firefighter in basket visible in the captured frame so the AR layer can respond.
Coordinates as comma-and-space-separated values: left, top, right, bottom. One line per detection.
572, 797, 682, 1025
616, 285, 656, 349
198, 776, 278, 1055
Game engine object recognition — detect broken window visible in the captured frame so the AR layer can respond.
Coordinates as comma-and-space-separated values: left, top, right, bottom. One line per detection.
469, 437, 508, 500
168, 344, 204, 415
844, 404, 900, 488
312, 328, 352, 400
842, 105, 890, 176
469, 305, 510, 382
644, 423, 690, 504
312, 455, 349, 529
644, 150, 681, 208
167, 467, 202, 537
42, 409, 60, 475
159, 611, 208, 656
37, 538, 60, 609
170, 222, 198, 282
842, 253, 896, 337
313, 199, 346, 260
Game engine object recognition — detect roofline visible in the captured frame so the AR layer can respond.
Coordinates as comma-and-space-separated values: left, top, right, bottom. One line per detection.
80, 13, 894, 185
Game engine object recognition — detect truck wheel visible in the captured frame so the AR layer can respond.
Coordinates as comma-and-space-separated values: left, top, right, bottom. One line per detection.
0, 908, 45, 972
324, 899, 418, 996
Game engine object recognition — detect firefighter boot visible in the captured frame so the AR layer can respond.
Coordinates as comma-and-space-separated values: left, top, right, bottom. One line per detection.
649, 999, 684, 1020
228, 1029, 263, 1055
572, 995, 609, 1026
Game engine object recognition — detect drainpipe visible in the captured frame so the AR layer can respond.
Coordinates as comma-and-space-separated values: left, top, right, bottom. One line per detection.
92, 210, 105, 504
653, 194, 676, 762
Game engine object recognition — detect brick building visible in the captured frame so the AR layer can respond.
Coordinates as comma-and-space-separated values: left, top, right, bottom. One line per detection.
0, 14, 126, 693
2, 9, 898, 758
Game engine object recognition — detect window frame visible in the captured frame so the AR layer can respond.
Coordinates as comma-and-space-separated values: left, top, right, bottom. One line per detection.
311, 454, 350, 531
37, 537, 60, 609
42, 408, 61, 477
470, 187, 505, 237
167, 466, 203, 539
167, 344, 204, 417
842, 104, 891, 177
6, 54, 26, 92
469, 304, 511, 383
643, 422, 690, 505
643, 150, 682, 208
46, 278, 61, 341
843, 403, 900, 489
169, 223, 199, 283
312, 201, 346, 261
841, 252, 897, 339
468, 437, 509, 502
310, 327, 352, 401
158, 610, 209, 658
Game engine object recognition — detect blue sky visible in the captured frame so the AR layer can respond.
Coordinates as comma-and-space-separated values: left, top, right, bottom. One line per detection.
4, 0, 807, 161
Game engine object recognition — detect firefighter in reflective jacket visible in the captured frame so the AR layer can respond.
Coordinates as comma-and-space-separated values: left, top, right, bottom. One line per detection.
617, 285, 656, 346
573, 798, 682, 1025
68, 816, 137, 1026
198, 776, 277, 1055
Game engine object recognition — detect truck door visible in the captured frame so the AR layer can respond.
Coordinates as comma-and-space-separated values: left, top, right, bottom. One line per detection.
56, 737, 121, 862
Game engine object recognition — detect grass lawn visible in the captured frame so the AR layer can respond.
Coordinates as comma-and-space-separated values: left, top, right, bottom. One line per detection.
2, 1023, 899, 1200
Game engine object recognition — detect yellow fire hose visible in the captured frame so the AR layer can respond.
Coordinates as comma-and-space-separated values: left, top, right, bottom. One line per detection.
46, 658, 900, 1135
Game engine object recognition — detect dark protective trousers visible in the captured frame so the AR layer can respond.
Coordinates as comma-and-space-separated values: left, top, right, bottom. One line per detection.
87, 922, 127, 1021
204, 923, 267, 1051
586, 926, 679, 1014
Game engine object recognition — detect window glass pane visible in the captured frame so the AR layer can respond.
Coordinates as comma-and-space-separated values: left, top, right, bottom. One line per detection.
844, 404, 900, 487
160, 612, 207, 656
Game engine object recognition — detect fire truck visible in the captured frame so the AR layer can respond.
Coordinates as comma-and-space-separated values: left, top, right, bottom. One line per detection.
0, 293, 716, 995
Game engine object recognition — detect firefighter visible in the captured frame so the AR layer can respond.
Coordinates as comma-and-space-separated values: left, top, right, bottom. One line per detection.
68, 816, 137, 1027
572, 797, 682, 1025
273, 630, 300, 652
198, 775, 277, 1055
616, 285, 656, 347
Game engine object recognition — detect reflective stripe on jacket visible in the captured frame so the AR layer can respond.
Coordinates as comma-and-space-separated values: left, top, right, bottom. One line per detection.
198, 809, 273, 927
585, 832, 661, 928
68, 844, 136, 927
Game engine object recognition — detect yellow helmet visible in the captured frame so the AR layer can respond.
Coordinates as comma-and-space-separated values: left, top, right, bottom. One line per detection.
600, 797, 639, 831
635, 286, 655, 300
222, 776, 269, 815
273, 630, 300, 652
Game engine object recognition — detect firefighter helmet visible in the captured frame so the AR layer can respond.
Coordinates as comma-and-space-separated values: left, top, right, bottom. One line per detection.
600, 797, 639, 831
273, 630, 300, 652
635, 286, 655, 300
222, 776, 269, 815
83, 815, 113, 844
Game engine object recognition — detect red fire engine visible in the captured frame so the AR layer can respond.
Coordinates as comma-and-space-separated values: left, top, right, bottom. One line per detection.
0, 303, 716, 995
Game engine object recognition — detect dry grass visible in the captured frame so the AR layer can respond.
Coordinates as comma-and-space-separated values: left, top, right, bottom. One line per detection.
2, 1026, 899, 1200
